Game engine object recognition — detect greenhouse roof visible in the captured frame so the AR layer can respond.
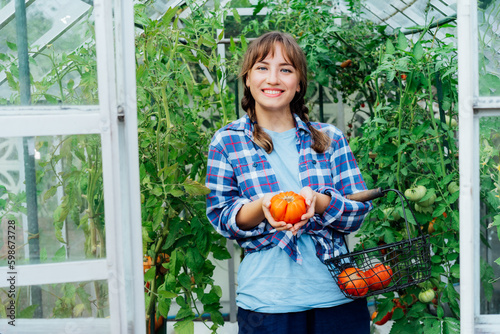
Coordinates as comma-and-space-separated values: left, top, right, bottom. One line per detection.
0, 0, 459, 98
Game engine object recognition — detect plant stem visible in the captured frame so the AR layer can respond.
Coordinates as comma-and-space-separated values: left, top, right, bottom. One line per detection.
426, 63, 447, 176
395, 77, 406, 192
145, 222, 170, 317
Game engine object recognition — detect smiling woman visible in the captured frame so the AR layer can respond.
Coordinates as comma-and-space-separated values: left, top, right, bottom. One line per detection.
244, 43, 300, 118
205, 31, 374, 334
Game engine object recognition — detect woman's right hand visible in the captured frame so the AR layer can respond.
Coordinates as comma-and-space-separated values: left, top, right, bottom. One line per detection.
261, 193, 295, 232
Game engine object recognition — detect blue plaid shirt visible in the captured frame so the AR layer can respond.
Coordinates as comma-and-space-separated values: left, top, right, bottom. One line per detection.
205, 114, 372, 263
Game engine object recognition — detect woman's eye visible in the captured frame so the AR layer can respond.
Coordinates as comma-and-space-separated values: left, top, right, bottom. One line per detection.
281, 68, 292, 73
256, 66, 267, 71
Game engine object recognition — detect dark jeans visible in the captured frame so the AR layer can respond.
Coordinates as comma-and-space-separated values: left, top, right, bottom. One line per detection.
237, 298, 370, 334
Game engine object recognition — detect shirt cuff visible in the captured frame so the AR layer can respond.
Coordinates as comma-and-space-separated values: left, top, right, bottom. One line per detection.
316, 186, 345, 225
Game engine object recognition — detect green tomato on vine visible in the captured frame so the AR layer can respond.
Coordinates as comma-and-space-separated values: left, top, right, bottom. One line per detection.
404, 185, 427, 202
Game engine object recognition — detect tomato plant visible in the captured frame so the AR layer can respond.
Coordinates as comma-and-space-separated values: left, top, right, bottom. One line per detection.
269, 191, 307, 224
337, 267, 369, 297
364, 263, 393, 290
348, 21, 462, 332
136, 4, 236, 332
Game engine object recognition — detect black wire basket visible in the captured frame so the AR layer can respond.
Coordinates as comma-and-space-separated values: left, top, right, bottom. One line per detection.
324, 188, 432, 299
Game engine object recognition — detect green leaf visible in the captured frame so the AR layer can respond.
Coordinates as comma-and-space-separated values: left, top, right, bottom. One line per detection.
450, 263, 460, 278
211, 244, 231, 260
423, 318, 442, 334
166, 187, 184, 197
54, 229, 66, 244
173, 319, 194, 334
178, 273, 192, 290
144, 267, 156, 281
52, 246, 67, 262
413, 42, 424, 60
43, 186, 58, 202
6, 41, 17, 52
157, 297, 172, 318
385, 40, 395, 55
200, 291, 220, 304
185, 246, 204, 272
159, 290, 178, 299
397, 32, 408, 50
182, 178, 210, 196
431, 255, 442, 264
161, 7, 177, 26
18, 304, 38, 318
232, 8, 241, 23
443, 317, 460, 334
384, 228, 396, 244
142, 227, 154, 243
253, 2, 265, 15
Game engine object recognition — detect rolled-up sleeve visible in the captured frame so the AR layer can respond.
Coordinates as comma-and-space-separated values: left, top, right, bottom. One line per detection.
205, 141, 268, 239
314, 131, 372, 232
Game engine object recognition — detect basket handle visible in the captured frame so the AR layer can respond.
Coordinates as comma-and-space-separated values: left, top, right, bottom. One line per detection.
345, 187, 385, 202
346, 188, 427, 242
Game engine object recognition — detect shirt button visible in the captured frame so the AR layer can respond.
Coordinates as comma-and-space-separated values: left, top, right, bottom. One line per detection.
312, 160, 317, 164
253, 162, 258, 168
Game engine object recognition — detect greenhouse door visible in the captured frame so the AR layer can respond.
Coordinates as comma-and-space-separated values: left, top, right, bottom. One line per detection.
458, 0, 500, 332
0, 0, 144, 333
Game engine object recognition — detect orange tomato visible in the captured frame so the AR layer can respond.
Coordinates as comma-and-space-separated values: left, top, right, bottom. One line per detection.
340, 59, 352, 68
269, 191, 307, 224
364, 263, 393, 290
337, 267, 369, 296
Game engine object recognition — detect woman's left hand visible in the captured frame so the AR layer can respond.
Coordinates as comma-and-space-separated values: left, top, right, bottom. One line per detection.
289, 187, 317, 234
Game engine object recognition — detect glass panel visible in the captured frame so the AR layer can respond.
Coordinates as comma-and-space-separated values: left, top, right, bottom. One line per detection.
0, 280, 109, 319
0, 134, 105, 265
478, 0, 500, 96
479, 116, 500, 314
0, 1, 98, 106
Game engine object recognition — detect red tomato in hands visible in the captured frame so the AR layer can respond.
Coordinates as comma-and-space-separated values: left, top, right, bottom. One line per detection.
269, 191, 307, 224
364, 263, 393, 290
337, 267, 369, 296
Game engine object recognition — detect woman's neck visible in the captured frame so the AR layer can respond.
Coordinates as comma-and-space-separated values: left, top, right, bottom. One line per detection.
254, 110, 295, 133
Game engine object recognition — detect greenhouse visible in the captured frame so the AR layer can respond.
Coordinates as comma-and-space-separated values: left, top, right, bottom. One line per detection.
0, 0, 499, 333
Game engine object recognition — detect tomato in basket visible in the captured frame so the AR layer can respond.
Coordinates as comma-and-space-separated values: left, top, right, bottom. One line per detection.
364, 263, 393, 291
337, 267, 369, 296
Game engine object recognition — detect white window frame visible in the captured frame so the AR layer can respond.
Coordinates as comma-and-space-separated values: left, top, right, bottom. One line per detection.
0, 0, 145, 333
458, 0, 500, 332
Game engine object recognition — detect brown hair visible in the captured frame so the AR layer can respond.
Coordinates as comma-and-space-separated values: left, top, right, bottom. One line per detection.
240, 31, 330, 153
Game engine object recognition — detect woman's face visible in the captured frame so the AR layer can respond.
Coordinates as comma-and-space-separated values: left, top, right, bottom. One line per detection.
246, 43, 300, 115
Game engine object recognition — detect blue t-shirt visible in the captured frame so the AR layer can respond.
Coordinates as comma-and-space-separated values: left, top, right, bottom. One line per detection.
236, 127, 352, 313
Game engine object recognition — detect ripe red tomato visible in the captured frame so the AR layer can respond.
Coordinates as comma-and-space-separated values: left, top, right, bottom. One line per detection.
364, 263, 393, 290
371, 309, 393, 325
337, 267, 369, 296
269, 191, 307, 224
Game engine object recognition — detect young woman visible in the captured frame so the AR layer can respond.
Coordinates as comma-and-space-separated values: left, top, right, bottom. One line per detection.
206, 31, 373, 333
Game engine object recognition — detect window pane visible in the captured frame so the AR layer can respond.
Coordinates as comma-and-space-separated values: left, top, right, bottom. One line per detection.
0, 134, 105, 264
0, 280, 109, 319
479, 116, 500, 314
0, 0, 98, 106
478, 0, 500, 96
